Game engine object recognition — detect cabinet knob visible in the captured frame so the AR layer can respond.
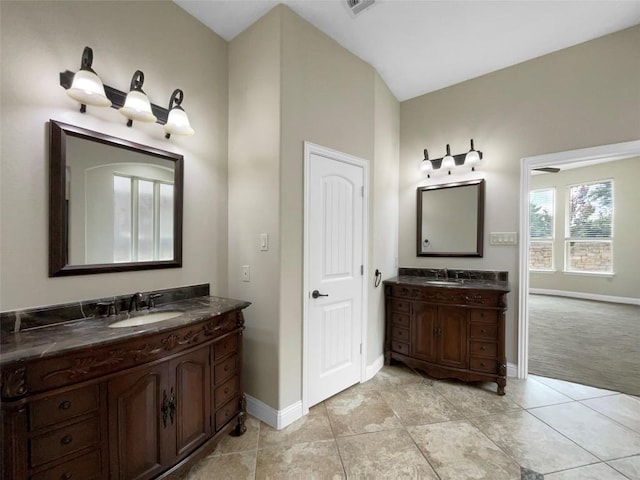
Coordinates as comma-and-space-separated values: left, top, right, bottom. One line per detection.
62, 473, 73, 480
481, 346, 486, 351
224, 387, 230, 394
481, 329, 486, 333
60, 435, 73, 446
224, 364, 230, 372
59, 400, 71, 410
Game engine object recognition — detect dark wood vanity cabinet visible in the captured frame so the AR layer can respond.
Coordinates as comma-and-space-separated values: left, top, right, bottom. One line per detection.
385, 282, 508, 395
1, 308, 247, 480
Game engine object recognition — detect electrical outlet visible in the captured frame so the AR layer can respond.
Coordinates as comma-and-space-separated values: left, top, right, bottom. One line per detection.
242, 265, 250, 282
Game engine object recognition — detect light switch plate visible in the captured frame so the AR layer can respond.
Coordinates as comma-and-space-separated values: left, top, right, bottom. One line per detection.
489, 232, 518, 246
260, 233, 269, 251
241, 265, 250, 282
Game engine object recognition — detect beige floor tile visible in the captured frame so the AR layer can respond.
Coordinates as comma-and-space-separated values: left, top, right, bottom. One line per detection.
505, 377, 573, 409
609, 455, 640, 480
472, 409, 598, 474
544, 463, 629, 479
185, 451, 256, 480
530, 375, 617, 400
408, 420, 521, 480
336, 428, 439, 479
582, 394, 640, 434
366, 364, 426, 391
433, 380, 521, 417
255, 440, 344, 480
530, 402, 640, 460
325, 389, 402, 436
258, 404, 333, 449
214, 416, 261, 455
382, 383, 463, 426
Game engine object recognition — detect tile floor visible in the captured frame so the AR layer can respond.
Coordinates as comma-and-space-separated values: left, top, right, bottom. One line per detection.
184, 365, 640, 479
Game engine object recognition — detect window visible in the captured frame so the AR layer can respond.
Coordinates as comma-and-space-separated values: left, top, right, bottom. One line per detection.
113, 174, 174, 262
565, 180, 613, 273
529, 188, 555, 270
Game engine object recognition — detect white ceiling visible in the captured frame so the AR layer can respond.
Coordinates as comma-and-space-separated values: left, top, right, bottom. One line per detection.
175, 0, 640, 101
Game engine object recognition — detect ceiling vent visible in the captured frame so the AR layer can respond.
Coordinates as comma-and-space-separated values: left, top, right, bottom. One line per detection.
347, 0, 375, 16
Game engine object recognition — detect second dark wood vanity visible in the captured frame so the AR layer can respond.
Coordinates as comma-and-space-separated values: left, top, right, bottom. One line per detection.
384, 269, 509, 395
0, 294, 249, 480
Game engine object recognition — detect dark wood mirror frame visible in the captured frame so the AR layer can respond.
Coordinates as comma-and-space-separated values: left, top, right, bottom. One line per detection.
49, 120, 184, 276
416, 179, 485, 257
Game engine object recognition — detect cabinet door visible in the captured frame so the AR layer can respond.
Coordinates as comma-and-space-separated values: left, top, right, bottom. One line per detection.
170, 347, 211, 459
411, 302, 437, 362
438, 306, 468, 369
108, 363, 170, 480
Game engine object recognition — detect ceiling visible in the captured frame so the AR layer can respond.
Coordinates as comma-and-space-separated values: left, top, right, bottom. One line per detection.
175, 0, 640, 101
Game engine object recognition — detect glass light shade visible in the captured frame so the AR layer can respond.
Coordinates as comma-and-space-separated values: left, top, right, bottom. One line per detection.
66, 70, 111, 107
420, 159, 433, 173
164, 108, 194, 136
119, 90, 157, 123
465, 150, 481, 165
441, 155, 456, 170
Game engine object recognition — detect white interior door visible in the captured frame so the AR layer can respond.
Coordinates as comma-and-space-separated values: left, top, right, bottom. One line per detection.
304, 143, 366, 409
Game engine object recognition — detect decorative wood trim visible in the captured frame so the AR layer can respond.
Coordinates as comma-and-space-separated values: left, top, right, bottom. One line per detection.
1, 366, 27, 398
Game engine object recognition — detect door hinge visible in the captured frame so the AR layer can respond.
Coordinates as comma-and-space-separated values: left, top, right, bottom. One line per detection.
360, 343, 363, 354
361, 265, 364, 275
361, 186, 364, 197
209, 415, 212, 428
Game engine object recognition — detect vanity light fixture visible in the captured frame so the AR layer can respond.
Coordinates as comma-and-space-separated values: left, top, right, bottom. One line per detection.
59, 46, 194, 139
119, 70, 157, 126
420, 139, 483, 176
164, 89, 194, 138
65, 47, 111, 112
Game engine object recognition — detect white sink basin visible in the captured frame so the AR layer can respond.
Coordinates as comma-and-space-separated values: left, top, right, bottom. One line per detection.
108, 311, 183, 328
426, 280, 461, 286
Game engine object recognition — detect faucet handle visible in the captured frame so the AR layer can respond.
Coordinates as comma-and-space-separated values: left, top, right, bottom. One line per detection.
97, 300, 118, 317
147, 293, 163, 309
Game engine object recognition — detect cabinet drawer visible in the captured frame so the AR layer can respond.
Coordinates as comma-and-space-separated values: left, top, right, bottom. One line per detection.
470, 357, 498, 374
30, 417, 100, 468
29, 384, 99, 431
391, 326, 410, 343
391, 341, 409, 355
469, 341, 497, 358
214, 334, 238, 360
215, 397, 238, 431
390, 299, 410, 313
470, 323, 498, 340
214, 355, 239, 385
214, 377, 238, 408
391, 313, 409, 328
469, 310, 498, 323
30, 448, 101, 480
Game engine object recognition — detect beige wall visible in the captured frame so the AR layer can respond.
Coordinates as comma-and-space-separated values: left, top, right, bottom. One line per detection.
228, 6, 399, 410
530, 157, 640, 299
400, 25, 640, 364
0, 1, 229, 310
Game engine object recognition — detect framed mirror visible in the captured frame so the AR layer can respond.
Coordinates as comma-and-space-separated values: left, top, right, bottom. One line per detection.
49, 120, 183, 276
417, 179, 484, 257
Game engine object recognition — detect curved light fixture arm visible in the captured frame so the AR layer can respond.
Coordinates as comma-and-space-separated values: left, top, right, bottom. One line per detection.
130, 70, 145, 92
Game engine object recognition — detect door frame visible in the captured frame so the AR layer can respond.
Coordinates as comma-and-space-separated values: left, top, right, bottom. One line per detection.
302, 141, 369, 414
517, 139, 640, 379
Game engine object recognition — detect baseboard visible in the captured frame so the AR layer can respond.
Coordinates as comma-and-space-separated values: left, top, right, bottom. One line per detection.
365, 354, 384, 381
529, 288, 640, 306
507, 362, 518, 378
245, 394, 303, 430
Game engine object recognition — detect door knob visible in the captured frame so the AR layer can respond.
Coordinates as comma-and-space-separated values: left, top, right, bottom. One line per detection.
312, 290, 329, 299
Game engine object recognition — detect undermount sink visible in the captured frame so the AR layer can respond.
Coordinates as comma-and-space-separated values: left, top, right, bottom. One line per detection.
425, 280, 461, 286
108, 311, 184, 328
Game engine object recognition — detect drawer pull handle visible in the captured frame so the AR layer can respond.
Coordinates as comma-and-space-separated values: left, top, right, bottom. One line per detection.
62, 473, 73, 480
60, 435, 73, 446
224, 364, 230, 372
224, 387, 230, 394
59, 401, 71, 410
481, 329, 486, 333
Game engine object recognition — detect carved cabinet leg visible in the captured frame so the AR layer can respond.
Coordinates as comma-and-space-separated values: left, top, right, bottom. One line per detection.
497, 377, 506, 396
231, 395, 247, 437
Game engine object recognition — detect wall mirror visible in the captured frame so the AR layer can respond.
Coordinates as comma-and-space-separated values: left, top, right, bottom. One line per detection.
49, 120, 183, 276
417, 179, 484, 257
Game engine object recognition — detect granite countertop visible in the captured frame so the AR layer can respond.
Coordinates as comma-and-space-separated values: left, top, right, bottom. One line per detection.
0, 296, 251, 366
384, 275, 510, 292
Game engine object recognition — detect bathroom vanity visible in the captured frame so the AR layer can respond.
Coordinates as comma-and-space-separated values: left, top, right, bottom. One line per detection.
0, 291, 249, 480
384, 269, 509, 395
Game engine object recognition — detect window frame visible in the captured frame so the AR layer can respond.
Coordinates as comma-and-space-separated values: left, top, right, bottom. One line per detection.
529, 187, 556, 272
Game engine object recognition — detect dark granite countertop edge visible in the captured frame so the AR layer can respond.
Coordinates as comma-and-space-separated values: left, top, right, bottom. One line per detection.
384, 276, 510, 292
0, 296, 251, 366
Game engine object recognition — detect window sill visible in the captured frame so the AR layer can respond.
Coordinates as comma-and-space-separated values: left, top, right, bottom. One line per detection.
562, 270, 615, 278
530, 269, 556, 274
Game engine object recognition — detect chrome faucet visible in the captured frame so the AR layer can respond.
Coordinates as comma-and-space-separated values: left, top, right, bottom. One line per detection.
128, 292, 143, 312
147, 293, 163, 309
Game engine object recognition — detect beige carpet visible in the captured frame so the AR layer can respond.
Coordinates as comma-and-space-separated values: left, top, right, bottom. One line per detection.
528, 294, 640, 396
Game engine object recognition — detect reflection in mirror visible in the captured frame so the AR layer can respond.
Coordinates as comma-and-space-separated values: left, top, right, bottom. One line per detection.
417, 179, 484, 257
50, 120, 183, 276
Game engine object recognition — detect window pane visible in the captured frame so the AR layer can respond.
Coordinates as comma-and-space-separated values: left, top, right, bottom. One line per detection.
113, 176, 131, 262
159, 183, 174, 261
530, 241, 553, 270
137, 179, 154, 261
530, 189, 554, 238
566, 241, 612, 272
569, 181, 612, 238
